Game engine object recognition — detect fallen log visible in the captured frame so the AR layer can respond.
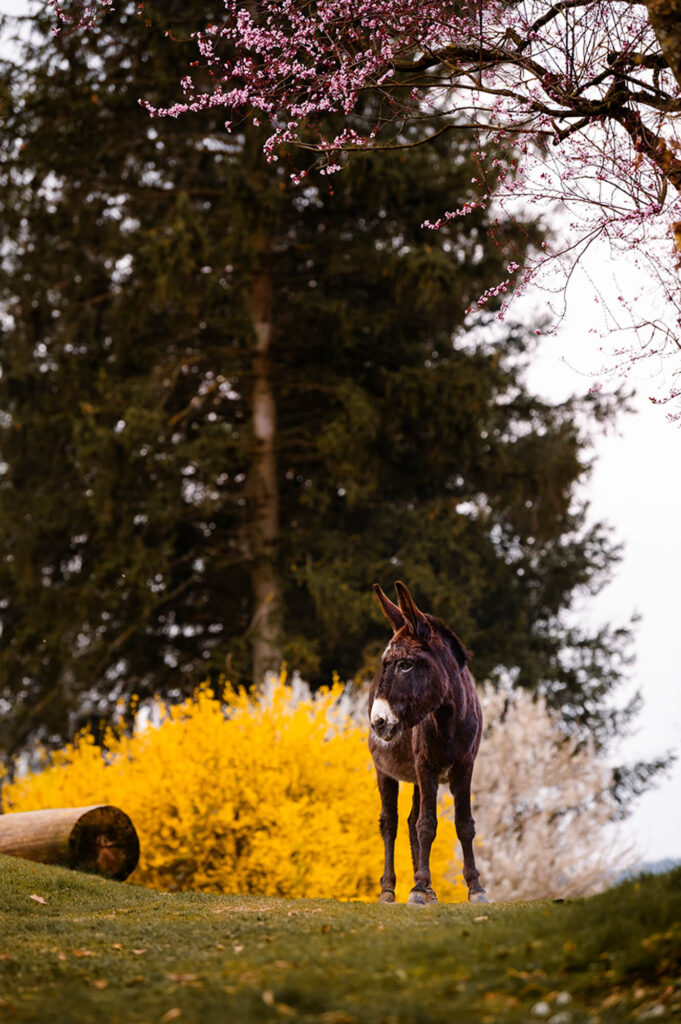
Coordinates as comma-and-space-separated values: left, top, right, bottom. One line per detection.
0, 805, 140, 880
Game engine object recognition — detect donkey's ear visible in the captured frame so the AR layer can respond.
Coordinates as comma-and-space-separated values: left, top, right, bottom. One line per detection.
394, 581, 429, 638
373, 584, 405, 633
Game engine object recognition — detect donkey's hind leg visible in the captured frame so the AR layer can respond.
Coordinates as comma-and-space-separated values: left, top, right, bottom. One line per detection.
376, 770, 398, 903
449, 763, 488, 903
407, 785, 420, 874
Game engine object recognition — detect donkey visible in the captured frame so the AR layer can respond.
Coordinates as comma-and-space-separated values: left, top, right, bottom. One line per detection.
368, 581, 488, 905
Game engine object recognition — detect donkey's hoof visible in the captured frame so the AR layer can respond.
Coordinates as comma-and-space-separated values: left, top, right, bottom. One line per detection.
425, 888, 438, 904
379, 889, 396, 903
408, 888, 427, 906
469, 888, 489, 904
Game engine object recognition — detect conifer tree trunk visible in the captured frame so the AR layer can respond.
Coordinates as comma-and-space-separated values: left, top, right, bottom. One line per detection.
249, 238, 282, 683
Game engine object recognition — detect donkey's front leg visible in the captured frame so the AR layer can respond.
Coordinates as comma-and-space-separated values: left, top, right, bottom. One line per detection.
376, 770, 399, 903
449, 762, 488, 903
408, 767, 439, 906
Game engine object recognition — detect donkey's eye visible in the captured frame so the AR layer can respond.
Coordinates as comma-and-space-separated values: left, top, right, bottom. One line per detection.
397, 659, 413, 673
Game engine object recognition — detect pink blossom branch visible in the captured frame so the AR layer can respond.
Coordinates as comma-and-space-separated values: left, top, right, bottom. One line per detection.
50, 0, 681, 413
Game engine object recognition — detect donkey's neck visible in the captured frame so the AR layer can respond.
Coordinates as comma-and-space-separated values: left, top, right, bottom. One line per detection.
433, 701, 455, 732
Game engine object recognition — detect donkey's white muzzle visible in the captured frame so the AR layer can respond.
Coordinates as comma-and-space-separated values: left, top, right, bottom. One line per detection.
370, 697, 400, 740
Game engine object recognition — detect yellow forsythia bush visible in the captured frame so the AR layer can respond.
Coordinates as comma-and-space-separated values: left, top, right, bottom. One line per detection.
2, 674, 467, 902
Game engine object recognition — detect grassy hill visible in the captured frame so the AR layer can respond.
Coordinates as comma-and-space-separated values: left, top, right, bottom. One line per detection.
0, 854, 679, 1023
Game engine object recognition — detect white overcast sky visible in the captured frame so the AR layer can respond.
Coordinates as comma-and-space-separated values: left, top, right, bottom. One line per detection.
2, 0, 680, 867
525, 249, 681, 866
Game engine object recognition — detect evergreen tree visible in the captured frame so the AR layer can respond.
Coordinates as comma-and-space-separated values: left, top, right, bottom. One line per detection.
0, 2, 636, 763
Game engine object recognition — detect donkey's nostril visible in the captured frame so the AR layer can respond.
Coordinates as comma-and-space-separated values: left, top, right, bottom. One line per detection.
371, 697, 397, 737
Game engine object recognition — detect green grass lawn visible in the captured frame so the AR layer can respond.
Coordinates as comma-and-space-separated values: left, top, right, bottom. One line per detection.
0, 855, 679, 1024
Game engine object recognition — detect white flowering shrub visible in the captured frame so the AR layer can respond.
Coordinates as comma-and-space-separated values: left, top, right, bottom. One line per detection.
465, 684, 634, 901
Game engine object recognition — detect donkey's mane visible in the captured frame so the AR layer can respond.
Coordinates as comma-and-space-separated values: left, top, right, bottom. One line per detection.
426, 614, 472, 668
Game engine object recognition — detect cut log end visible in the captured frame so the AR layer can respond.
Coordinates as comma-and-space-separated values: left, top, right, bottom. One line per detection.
0, 805, 140, 880
69, 806, 140, 880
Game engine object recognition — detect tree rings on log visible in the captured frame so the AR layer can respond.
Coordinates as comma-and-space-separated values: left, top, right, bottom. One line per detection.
0, 805, 140, 880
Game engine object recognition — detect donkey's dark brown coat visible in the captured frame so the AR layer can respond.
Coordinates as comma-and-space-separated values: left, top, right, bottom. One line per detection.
368, 582, 487, 904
